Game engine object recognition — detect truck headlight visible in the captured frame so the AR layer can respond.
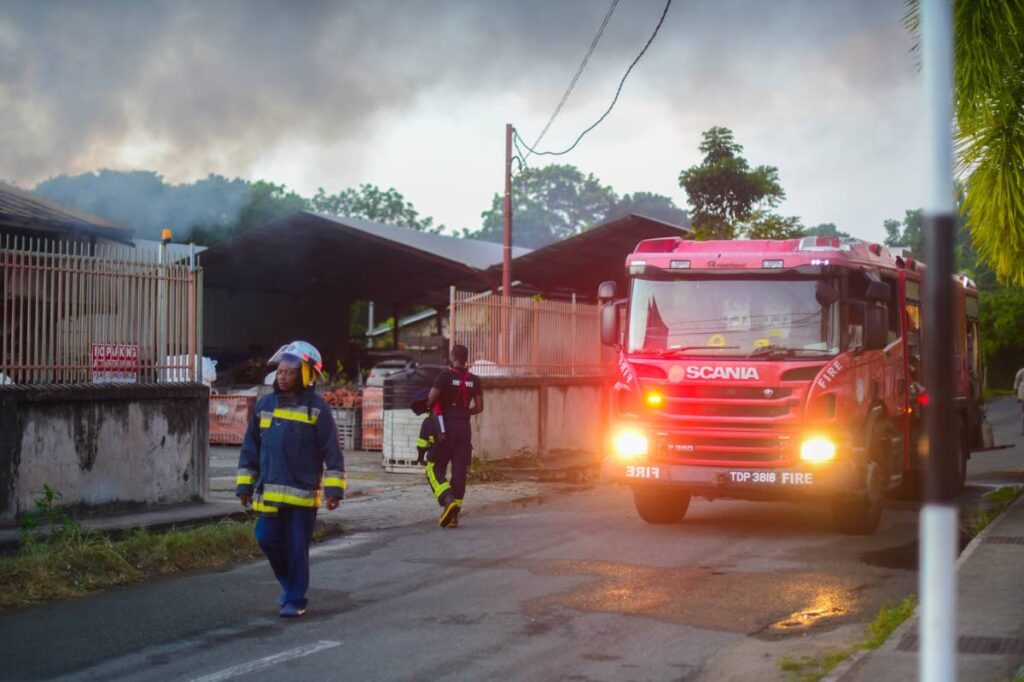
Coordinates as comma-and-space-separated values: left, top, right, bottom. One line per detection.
800, 436, 836, 462
613, 428, 649, 460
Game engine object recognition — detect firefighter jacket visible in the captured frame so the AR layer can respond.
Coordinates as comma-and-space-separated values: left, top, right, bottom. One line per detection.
236, 388, 345, 515
417, 415, 440, 454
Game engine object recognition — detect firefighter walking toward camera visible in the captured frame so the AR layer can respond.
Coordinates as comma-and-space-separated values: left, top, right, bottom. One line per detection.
425, 344, 484, 528
236, 340, 345, 618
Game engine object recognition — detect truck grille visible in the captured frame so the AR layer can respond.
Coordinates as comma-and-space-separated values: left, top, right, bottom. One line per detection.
645, 380, 812, 467
655, 430, 797, 466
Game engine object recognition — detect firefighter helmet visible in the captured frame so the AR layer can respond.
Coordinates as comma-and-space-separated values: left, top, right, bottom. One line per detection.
269, 341, 324, 388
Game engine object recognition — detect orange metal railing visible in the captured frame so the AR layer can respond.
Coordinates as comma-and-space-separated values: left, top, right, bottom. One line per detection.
1, 235, 202, 384
448, 287, 610, 376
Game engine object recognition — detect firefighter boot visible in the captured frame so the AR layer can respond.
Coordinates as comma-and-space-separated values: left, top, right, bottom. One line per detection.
447, 502, 461, 528
438, 490, 458, 527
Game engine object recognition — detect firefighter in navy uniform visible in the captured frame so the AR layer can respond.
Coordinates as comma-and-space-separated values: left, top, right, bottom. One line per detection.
426, 344, 484, 527
236, 341, 345, 618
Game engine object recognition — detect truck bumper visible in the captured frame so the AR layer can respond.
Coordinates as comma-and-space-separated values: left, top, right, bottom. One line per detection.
602, 457, 865, 502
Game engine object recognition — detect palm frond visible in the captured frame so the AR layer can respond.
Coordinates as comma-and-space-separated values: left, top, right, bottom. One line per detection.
908, 0, 1024, 284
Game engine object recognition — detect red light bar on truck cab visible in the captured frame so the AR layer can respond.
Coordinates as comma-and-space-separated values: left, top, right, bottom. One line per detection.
797, 236, 844, 251
634, 237, 681, 253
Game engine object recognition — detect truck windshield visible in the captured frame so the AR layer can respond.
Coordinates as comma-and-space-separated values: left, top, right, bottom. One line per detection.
627, 278, 840, 357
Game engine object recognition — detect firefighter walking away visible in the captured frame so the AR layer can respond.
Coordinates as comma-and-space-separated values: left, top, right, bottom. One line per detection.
425, 344, 484, 528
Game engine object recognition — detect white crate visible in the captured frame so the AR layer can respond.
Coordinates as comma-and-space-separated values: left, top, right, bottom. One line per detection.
383, 409, 423, 458
331, 408, 360, 452
383, 408, 429, 471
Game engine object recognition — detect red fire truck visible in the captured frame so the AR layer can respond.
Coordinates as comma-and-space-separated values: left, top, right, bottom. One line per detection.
599, 236, 984, 534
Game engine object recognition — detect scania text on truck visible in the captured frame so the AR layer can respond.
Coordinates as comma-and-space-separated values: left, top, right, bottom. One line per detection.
599, 236, 983, 534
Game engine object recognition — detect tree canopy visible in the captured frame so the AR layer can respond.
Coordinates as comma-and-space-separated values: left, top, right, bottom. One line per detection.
803, 223, 851, 239
678, 127, 786, 240
311, 183, 442, 233
906, 0, 1024, 285
473, 164, 688, 248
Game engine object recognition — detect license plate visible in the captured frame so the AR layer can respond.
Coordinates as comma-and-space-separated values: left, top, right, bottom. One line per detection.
625, 465, 661, 479
726, 471, 815, 485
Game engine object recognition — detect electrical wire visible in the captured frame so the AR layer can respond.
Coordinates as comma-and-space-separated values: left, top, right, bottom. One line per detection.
526, 0, 620, 159
515, 0, 673, 158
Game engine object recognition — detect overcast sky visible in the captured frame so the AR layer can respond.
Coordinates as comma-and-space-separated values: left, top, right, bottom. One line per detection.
1, 0, 925, 242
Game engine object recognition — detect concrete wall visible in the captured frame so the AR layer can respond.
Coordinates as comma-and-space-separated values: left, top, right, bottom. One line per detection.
0, 384, 209, 522
470, 376, 609, 461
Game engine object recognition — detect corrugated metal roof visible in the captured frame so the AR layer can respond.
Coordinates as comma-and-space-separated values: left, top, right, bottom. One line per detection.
200, 211, 520, 304
305, 212, 531, 270
489, 213, 693, 299
0, 183, 134, 244
200, 211, 689, 306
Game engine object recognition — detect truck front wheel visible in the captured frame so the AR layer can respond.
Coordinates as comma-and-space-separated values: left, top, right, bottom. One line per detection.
632, 487, 691, 524
832, 459, 885, 535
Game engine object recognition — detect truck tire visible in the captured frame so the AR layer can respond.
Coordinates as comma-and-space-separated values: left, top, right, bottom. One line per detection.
832, 459, 885, 535
632, 487, 690, 524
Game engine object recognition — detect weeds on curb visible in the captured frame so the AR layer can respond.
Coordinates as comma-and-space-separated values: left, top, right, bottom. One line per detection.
969, 485, 1024, 537
779, 595, 917, 682
467, 457, 514, 483
2, 486, 346, 610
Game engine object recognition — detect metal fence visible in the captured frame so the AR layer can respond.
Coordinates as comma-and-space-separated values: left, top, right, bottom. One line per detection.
449, 287, 608, 376
1, 235, 203, 384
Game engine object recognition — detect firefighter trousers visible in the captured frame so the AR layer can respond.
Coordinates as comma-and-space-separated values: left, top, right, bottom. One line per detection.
426, 419, 472, 507
254, 506, 318, 609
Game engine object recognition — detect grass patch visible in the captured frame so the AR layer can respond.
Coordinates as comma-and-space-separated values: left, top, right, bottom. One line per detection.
983, 387, 1013, 402
969, 485, 1024, 538
467, 457, 515, 483
779, 651, 852, 682
0, 516, 343, 611
780, 596, 917, 682
862, 596, 917, 650
3, 485, 351, 610
0, 520, 262, 610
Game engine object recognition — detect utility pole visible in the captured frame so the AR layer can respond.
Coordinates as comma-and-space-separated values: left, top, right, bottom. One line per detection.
501, 123, 513, 365
919, 1, 957, 681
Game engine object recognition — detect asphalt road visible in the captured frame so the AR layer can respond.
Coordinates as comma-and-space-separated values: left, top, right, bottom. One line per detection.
1, 398, 1020, 682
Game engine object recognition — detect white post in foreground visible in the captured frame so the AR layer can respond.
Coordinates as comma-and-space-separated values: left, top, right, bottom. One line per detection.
919, 1, 957, 681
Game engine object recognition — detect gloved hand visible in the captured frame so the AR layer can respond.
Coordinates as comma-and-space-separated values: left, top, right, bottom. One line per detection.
326, 496, 341, 511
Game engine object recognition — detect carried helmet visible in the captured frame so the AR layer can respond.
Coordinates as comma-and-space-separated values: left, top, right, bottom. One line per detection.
268, 340, 324, 388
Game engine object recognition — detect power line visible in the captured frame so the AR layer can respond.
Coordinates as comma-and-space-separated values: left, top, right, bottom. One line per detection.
516, 0, 673, 158
526, 0, 620, 160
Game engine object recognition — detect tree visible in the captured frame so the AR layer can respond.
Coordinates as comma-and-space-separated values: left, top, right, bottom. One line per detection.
804, 223, 851, 239
741, 210, 804, 240
311, 184, 442, 233
474, 164, 618, 248
186, 180, 307, 245
609, 192, 689, 227
883, 209, 925, 258
678, 127, 785, 240
906, 1, 1024, 285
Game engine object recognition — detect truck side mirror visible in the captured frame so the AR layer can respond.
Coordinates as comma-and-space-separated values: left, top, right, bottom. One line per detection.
865, 280, 890, 303
815, 281, 839, 307
601, 302, 620, 347
864, 304, 888, 351
598, 280, 617, 302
